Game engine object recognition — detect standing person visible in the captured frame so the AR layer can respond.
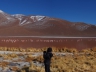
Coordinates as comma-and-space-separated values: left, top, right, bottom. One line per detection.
43, 47, 53, 72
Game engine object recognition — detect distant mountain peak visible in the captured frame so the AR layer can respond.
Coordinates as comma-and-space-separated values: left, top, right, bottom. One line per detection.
12, 14, 25, 21
12, 14, 25, 16
30, 15, 45, 22
0, 10, 4, 13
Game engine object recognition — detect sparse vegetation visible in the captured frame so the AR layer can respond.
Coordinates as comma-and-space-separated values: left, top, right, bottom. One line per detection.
0, 47, 96, 72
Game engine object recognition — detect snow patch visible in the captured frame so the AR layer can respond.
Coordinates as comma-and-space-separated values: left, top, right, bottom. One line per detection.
0, 10, 16, 26
0, 10, 4, 13
20, 19, 27, 25
12, 14, 25, 20
12, 14, 25, 24
30, 15, 45, 22
6, 16, 14, 21
76, 25, 90, 31
71, 23, 90, 31
12, 14, 25, 17
36, 15, 45, 21
26, 21, 32, 24
30, 16, 36, 22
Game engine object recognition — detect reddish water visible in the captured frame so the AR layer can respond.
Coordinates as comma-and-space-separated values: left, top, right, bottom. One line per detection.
0, 37, 96, 50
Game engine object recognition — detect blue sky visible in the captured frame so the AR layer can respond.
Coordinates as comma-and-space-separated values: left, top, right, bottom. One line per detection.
0, 0, 96, 25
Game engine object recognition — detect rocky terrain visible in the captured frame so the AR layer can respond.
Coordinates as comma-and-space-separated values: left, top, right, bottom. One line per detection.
0, 47, 96, 72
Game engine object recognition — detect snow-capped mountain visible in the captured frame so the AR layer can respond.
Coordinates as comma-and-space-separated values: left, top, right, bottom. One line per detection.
0, 10, 96, 36
11, 14, 46, 26
0, 10, 17, 26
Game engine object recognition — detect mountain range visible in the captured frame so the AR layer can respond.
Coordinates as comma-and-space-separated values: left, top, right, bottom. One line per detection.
0, 10, 96, 37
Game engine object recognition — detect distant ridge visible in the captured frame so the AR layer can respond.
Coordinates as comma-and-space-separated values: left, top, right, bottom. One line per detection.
0, 10, 96, 37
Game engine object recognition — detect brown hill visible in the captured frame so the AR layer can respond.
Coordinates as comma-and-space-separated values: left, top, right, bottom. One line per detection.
0, 10, 96, 37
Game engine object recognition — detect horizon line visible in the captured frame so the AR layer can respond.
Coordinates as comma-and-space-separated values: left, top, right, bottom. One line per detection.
0, 36, 96, 38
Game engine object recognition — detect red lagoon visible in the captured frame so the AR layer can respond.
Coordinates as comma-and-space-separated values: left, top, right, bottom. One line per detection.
0, 36, 96, 50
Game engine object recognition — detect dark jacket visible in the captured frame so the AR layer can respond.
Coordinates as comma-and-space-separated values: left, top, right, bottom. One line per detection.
43, 51, 53, 63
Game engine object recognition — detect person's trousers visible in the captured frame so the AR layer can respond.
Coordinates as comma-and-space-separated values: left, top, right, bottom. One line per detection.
44, 63, 50, 72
